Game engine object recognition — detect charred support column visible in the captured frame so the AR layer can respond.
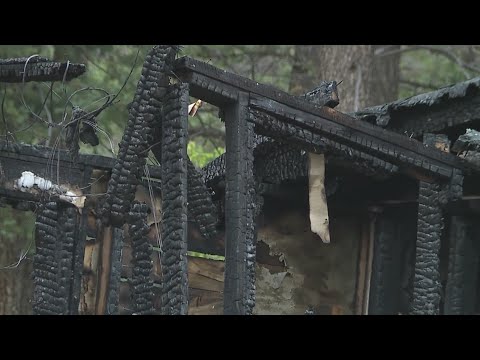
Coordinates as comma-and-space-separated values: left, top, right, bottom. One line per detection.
411, 134, 447, 315
444, 169, 472, 314
161, 83, 189, 315
33, 202, 79, 315
129, 201, 154, 315
224, 92, 256, 315
106, 227, 124, 314
368, 207, 396, 315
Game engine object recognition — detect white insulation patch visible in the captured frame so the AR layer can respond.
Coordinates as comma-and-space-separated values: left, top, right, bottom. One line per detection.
14, 171, 85, 208
308, 153, 330, 243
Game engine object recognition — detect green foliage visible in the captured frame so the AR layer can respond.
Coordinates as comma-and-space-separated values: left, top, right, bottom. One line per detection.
399, 47, 476, 98
188, 140, 224, 168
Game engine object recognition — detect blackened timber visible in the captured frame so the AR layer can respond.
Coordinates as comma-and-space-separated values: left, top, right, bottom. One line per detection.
411, 134, 446, 315
33, 201, 61, 315
250, 110, 398, 177
444, 168, 472, 315
249, 96, 477, 179
128, 202, 154, 315
174, 56, 338, 111
203, 82, 342, 188
57, 203, 79, 314
102, 45, 177, 227
0, 57, 86, 83
369, 212, 396, 314
224, 92, 256, 315
69, 166, 92, 314
444, 216, 468, 314
161, 83, 189, 315
0, 141, 162, 179
355, 76, 480, 135
105, 227, 124, 314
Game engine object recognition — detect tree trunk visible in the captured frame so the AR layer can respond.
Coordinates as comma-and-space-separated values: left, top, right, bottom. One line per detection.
289, 45, 400, 112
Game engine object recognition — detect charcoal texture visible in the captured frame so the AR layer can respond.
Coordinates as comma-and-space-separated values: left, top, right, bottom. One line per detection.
128, 202, 154, 315
160, 83, 189, 315
33, 202, 78, 315
102, 45, 179, 227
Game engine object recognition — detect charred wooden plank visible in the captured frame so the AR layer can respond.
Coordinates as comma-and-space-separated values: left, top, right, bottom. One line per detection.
369, 210, 396, 314
444, 216, 469, 314
33, 201, 79, 315
102, 45, 178, 227
249, 110, 398, 178
0, 140, 162, 178
105, 227, 124, 314
411, 134, 447, 315
355, 77, 480, 135
174, 56, 338, 112
0, 57, 86, 83
160, 83, 189, 315
224, 92, 256, 315
250, 96, 477, 179
128, 202, 154, 315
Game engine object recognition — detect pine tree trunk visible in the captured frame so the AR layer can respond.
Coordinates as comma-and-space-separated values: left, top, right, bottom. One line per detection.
289, 45, 400, 111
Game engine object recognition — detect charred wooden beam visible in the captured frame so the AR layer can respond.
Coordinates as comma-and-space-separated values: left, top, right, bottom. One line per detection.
128, 201, 154, 315
69, 167, 92, 314
102, 45, 177, 227
160, 83, 189, 315
185, 158, 219, 242
443, 168, 478, 315
203, 82, 341, 190
33, 201, 79, 315
173, 56, 479, 178
224, 92, 256, 315
368, 209, 396, 315
0, 57, 86, 83
33, 201, 62, 315
250, 110, 398, 178
355, 77, 480, 135
250, 97, 477, 179
444, 216, 469, 314
0, 140, 162, 181
174, 56, 339, 111
105, 227, 124, 314
411, 134, 448, 315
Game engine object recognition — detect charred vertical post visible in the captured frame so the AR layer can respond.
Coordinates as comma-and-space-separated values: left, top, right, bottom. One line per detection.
128, 201, 154, 315
105, 227, 124, 314
224, 92, 256, 315
70, 167, 92, 314
33, 201, 79, 315
33, 201, 61, 315
161, 83, 189, 315
444, 169, 471, 314
368, 207, 395, 314
411, 134, 447, 315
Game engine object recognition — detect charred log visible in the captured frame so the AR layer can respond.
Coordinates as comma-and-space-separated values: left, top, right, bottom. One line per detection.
160, 83, 189, 315
411, 134, 446, 315
0, 57, 86, 83
250, 109, 399, 177
105, 227, 124, 315
33, 201, 78, 315
223, 92, 256, 315
128, 201, 154, 315
102, 45, 178, 227
355, 77, 480, 136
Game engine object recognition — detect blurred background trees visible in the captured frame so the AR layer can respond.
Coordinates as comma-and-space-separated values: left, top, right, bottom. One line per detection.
1, 45, 480, 314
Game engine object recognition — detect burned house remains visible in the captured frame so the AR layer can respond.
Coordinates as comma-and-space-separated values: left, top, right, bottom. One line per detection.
1, 46, 480, 315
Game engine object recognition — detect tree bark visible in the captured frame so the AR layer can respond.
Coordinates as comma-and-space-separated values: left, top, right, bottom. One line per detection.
289, 45, 400, 112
